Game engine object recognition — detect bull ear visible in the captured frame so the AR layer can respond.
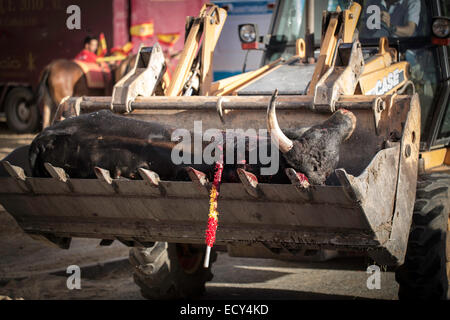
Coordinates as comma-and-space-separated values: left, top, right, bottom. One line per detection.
267, 89, 293, 154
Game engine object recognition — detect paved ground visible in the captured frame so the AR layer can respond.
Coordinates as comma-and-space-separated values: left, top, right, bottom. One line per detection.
0, 208, 399, 300
0, 123, 399, 300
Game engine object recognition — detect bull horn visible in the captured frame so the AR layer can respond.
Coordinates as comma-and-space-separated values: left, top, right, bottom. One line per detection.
267, 89, 293, 153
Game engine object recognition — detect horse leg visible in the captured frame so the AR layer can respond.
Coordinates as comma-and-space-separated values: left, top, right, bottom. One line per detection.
42, 93, 53, 129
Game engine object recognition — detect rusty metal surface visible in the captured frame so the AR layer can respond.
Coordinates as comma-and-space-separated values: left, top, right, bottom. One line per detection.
0, 139, 402, 264
367, 93, 421, 265
58, 95, 380, 113
314, 41, 365, 111
111, 45, 166, 113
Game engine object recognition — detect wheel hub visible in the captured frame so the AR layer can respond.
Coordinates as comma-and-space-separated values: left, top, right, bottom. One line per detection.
16, 102, 30, 122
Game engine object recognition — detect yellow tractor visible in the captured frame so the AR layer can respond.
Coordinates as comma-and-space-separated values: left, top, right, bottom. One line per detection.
0, 1, 448, 299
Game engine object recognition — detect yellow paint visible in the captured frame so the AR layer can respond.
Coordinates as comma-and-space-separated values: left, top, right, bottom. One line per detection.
359, 61, 409, 95
208, 185, 219, 220
343, 2, 362, 43
307, 14, 339, 95
295, 38, 305, 58
211, 58, 283, 96
445, 148, 450, 165
421, 148, 448, 170
361, 51, 393, 75
166, 4, 214, 96
200, 6, 228, 95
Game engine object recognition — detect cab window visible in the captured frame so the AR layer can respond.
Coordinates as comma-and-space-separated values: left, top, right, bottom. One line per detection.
357, 0, 430, 40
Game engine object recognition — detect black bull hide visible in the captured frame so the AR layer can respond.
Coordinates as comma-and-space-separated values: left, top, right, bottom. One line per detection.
29, 109, 356, 185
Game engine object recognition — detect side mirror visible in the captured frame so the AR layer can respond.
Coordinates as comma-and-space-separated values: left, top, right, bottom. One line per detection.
238, 24, 259, 50
431, 16, 450, 46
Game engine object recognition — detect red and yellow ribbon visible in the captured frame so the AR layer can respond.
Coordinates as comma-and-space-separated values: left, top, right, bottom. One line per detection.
204, 148, 224, 268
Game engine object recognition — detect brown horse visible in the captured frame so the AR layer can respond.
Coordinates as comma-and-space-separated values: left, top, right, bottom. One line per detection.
36, 55, 137, 129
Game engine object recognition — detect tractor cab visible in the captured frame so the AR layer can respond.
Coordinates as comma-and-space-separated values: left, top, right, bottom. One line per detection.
238, 0, 450, 153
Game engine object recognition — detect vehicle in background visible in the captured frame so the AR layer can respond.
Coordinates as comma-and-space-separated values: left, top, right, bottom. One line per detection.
0, 0, 118, 132
212, 0, 275, 80
0, 0, 208, 132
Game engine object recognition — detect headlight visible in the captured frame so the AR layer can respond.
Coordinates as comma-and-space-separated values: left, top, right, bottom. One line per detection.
238, 24, 258, 43
432, 17, 450, 38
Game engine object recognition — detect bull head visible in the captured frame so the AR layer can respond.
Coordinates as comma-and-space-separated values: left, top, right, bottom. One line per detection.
267, 90, 357, 185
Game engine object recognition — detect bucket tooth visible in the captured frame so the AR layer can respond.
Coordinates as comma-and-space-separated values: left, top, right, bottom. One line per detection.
335, 168, 363, 202
186, 167, 209, 193
44, 163, 69, 182
138, 168, 166, 196
2, 161, 26, 180
44, 163, 73, 193
94, 167, 119, 194
285, 168, 310, 189
237, 168, 261, 198
94, 167, 113, 184
138, 168, 160, 187
1, 161, 32, 193
285, 168, 312, 201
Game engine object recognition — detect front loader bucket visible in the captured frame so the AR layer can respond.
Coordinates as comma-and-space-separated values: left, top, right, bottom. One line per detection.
0, 94, 420, 266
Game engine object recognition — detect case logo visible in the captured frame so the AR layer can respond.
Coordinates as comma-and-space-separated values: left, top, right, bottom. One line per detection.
366, 69, 405, 95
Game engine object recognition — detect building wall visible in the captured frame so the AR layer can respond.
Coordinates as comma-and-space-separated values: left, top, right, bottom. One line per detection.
0, 0, 114, 86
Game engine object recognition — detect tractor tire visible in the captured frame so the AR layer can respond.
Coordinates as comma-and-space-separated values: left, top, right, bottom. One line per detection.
5, 87, 39, 133
129, 242, 217, 299
396, 173, 450, 300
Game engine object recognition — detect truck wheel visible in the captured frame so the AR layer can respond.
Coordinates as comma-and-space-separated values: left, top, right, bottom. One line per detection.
5, 87, 39, 133
396, 173, 450, 299
129, 242, 217, 299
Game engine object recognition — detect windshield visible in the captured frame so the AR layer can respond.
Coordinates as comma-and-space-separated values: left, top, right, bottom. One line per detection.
356, 0, 431, 40
271, 0, 305, 43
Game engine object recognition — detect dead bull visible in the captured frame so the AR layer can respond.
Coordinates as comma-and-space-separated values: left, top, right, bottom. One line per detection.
29, 95, 357, 185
